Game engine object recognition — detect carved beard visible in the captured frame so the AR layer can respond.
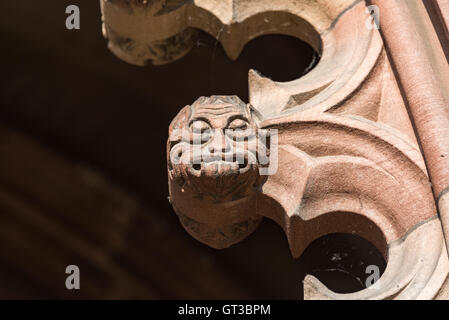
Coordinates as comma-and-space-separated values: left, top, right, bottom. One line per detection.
169, 135, 265, 202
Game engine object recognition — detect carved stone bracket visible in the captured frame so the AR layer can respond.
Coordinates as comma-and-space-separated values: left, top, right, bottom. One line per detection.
101, 0, 449, 299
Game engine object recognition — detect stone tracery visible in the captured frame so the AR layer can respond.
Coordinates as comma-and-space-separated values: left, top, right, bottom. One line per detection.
101, 0, 449, 299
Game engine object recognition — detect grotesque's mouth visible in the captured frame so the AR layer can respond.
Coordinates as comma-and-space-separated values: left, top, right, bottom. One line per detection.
188, 159, 250, 177
187, 151, 257, 177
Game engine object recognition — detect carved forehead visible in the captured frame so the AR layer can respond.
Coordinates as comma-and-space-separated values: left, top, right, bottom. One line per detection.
192, 104, 248, 118
189, 96, 250, 121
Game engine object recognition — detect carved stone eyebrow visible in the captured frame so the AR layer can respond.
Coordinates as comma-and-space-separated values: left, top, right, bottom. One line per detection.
188, 117, 211, 127
191, 104, 247, 120
226, 115, 249, 127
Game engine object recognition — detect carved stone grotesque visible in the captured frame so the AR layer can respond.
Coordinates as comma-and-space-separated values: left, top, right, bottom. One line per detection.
168, 96, 266, 201
167, 96, 269, 249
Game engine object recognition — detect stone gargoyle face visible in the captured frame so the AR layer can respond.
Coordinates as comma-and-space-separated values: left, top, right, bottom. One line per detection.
167, 96, 268, 201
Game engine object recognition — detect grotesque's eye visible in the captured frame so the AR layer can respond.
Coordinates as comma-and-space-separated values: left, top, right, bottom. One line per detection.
191, 120, 210, 133
227, 118, 248, 130
190, 120, 212, 143
226, 118, 254, 141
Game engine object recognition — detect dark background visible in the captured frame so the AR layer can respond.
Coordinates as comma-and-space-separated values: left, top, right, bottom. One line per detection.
0, 0, 385, 299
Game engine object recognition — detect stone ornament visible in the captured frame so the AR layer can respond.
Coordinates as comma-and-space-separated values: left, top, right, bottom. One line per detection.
101, 0, 449, 299
167, 96, 268, 249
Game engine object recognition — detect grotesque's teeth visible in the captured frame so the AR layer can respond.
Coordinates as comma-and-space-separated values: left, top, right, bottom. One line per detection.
217, 162, 226, 175
238, 160, 250, 173
204, 163, 218, 176
231, 162, 239, 173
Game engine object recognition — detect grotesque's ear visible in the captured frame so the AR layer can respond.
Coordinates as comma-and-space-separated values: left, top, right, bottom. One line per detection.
169, 105, 191, 133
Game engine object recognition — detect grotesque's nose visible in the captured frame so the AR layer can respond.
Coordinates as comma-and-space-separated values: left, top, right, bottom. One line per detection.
208, 129, 230, 154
